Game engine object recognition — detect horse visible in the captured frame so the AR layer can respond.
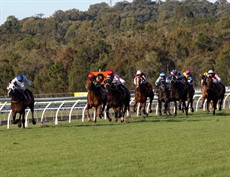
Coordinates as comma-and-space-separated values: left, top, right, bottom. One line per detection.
133, 76, 154, 116
201, 75, 225, 115
85, 77, 107, 123
104, 77, 130, 122
169, 75, 188, 116
183, 78, 195, 113
7, 83, 36, 128
200, 75, 213, 109
156, 81, 171, 116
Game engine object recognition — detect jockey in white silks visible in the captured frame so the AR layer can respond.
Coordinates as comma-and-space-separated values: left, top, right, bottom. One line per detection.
7, 75, 33, 99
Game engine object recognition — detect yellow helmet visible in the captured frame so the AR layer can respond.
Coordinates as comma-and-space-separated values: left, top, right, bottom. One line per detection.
204, 72, 208, 76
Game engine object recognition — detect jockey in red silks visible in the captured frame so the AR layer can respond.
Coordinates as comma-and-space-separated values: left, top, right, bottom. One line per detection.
107, 69, 125, 85
207, 69, 221, 83
207, 69, 224, 91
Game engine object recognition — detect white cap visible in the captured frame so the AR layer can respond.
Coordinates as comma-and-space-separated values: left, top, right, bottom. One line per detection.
208, 69, 214, 74
136, 70, 141, 75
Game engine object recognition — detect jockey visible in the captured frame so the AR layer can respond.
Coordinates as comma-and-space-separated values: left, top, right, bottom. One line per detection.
203, 72, 208, 76
8, 75, 33, 99
107, 69, 125, 85
178, 69, 193, 85
170, 69, 181, 78
155, 72, 169, 87
207, 69, 221, 83
207, 69, 224, 91
106, 69, 125, 92
87, 73, 102, 87
134, 70, 152, 93
134, 70, 147, 86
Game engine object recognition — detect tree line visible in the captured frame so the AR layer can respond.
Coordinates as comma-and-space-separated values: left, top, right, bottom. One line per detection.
0, 0, 229, 96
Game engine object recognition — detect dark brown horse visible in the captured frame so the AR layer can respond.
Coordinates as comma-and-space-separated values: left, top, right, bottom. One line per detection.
133, 76, 154, 116
104, 77, 130, 122
156, 81, 171, 116
169, 75, 188, 116
183, 78, 195, 113
201, 75, 225, 115
85, 77, 107, 123
8, 86, 36, 128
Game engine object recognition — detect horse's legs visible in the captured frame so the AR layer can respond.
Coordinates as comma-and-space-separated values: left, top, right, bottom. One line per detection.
206, 99, 210, 112
213, 100, 218, 115
218, 96, 224, 111
158, 100, 162, 116
201, 95, 206, 109
133, 99, 138, 112
29, 104, 36, 125
190, 97, 194, 112
93, 107, 98, 123
18, 112, 24, 128
174, 100, 177, 116
149, 95, 153, 113
106, 105, 112, 122
184, 100, 188, 116
12, 112, 17, 124
85, 104, 91, 122
22, 112, 26, 128
142, 102, 147, 116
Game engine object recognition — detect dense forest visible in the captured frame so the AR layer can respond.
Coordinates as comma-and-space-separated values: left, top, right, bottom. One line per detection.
0, 0, 230, 96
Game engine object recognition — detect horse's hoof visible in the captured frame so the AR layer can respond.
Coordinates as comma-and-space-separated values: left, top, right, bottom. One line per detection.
18, 123, 21, 128
12, 120, 17, 124
149, 110, 152, 113
32, 120, 36, 125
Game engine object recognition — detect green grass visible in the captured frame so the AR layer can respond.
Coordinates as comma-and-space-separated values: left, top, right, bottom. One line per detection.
0, 110, 230, 177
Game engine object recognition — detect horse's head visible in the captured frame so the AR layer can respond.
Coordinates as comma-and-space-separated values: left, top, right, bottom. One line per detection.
201, 75, 213, 91
86, 78, 94, 90
104, 77, 112, 91
7, 83, 24, 101
7, 82, 16, 97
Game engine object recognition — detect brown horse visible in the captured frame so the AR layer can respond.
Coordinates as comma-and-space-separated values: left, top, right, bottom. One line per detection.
104, 77, 130, 122
133, 76, 154, 116
8, 87, 36, 128
200, 75, 213, 109
156, 82, 171, 116
85, 77, 107, 123
201, 75, 225, 115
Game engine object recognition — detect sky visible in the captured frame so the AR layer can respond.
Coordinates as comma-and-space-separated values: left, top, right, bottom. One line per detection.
0, 0, 228, 25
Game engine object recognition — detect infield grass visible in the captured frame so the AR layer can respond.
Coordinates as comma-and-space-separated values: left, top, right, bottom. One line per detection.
0, 110, 230, 177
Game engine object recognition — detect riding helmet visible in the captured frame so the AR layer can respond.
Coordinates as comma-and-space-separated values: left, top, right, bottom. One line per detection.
17, 75, 23, 81
208, 69, 214, 74
160, 72, 166, 77
185, 69, 190, 74
136, 70, 141, 75
88, 73, 95, 78
107, 69, 113, 75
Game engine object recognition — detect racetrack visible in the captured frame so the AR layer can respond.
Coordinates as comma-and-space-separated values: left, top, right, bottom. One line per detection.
0, 110, 230, 177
